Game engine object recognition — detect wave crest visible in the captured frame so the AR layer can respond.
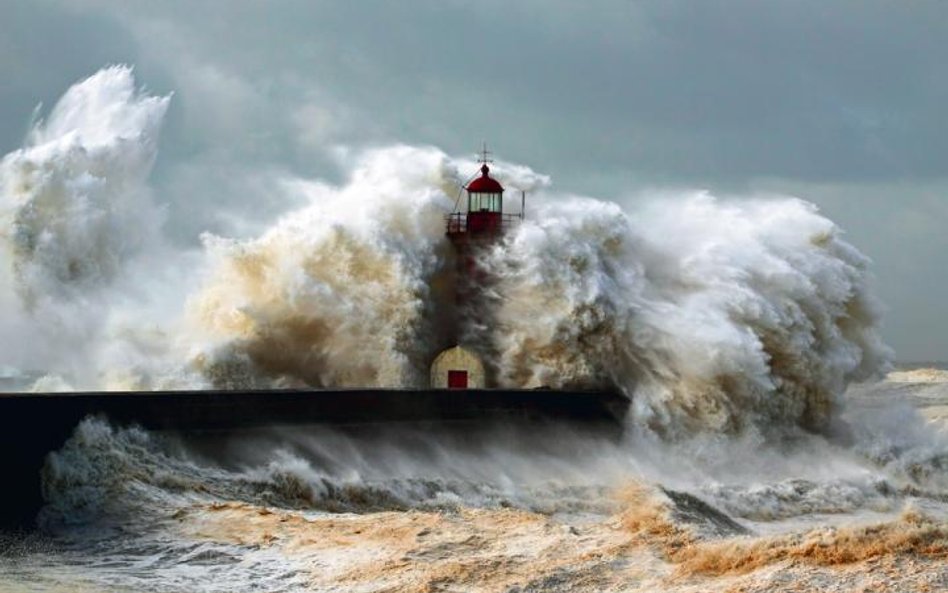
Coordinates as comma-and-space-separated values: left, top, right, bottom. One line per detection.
0, 68, 892, 436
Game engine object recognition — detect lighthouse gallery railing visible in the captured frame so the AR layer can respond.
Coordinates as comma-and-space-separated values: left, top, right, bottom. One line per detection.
445, 212, 522, 235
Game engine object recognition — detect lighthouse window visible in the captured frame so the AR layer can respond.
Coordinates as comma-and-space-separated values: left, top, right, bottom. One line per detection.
468, 193, 502, 212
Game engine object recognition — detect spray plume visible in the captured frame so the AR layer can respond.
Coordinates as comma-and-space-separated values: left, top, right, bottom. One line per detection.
0, 67, 892, 437
0, 65, 168, 302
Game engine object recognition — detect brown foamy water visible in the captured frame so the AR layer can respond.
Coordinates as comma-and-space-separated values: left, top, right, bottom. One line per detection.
1, 59, 943, 593
1, 371, 946, 592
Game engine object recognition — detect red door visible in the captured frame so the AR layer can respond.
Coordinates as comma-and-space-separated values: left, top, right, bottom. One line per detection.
447, 370, 468, 389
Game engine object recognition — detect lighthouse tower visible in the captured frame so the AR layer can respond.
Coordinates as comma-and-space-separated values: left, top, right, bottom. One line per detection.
430, 145, 524, 390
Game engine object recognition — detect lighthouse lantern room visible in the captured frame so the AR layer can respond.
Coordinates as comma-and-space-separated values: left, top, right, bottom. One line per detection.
445, 144, 522, 241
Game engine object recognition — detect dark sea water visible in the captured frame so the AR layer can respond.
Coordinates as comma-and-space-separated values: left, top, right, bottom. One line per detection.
1, 372, 946, 593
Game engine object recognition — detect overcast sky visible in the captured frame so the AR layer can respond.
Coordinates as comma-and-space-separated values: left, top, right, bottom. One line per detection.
2, 0, 946, 361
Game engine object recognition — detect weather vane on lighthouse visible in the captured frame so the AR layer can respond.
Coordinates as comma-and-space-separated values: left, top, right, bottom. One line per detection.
477, 141, 493, 165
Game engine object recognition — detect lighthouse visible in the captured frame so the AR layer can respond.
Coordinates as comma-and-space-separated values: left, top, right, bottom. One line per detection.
431, 145, 524, 389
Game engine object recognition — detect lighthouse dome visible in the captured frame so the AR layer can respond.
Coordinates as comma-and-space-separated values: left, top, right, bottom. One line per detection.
466, 164, 504, 193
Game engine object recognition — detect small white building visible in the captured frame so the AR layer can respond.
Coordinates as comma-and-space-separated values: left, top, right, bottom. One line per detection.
430, 346, 485, 389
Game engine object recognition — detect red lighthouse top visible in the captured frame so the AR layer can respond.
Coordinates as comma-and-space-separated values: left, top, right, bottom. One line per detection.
446, 143, 521, 239
466, 164, 504, 193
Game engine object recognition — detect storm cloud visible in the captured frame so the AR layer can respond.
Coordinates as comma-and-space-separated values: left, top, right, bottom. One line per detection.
1, 0, 946, 360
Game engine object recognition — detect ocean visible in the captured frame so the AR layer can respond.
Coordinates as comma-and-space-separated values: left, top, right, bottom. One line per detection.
1, 67, 945, 592
0, 369, 945, 592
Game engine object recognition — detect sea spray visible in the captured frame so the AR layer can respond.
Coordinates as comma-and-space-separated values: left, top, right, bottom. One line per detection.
485, 195, 891, 436
39, 417, 623, 525
187, 169, 890, 436
0, 66, 186, 388
184, 146, 458, 389
0, 65, 169, 303
0, 67, 893, 437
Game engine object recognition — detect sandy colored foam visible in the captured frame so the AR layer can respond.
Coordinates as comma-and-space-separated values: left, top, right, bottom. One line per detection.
887, 368, 948, 383
171, 482, 948, 593
176, 500, 646, 592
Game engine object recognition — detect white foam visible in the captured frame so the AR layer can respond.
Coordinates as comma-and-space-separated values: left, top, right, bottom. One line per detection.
0, 67, 893, 438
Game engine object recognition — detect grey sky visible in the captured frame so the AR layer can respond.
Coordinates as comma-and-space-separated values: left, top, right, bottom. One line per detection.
2, 0, 946, 361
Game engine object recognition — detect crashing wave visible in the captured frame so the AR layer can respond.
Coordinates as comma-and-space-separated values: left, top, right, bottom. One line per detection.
0, 67, 893, 436
0, 65, 169, 303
